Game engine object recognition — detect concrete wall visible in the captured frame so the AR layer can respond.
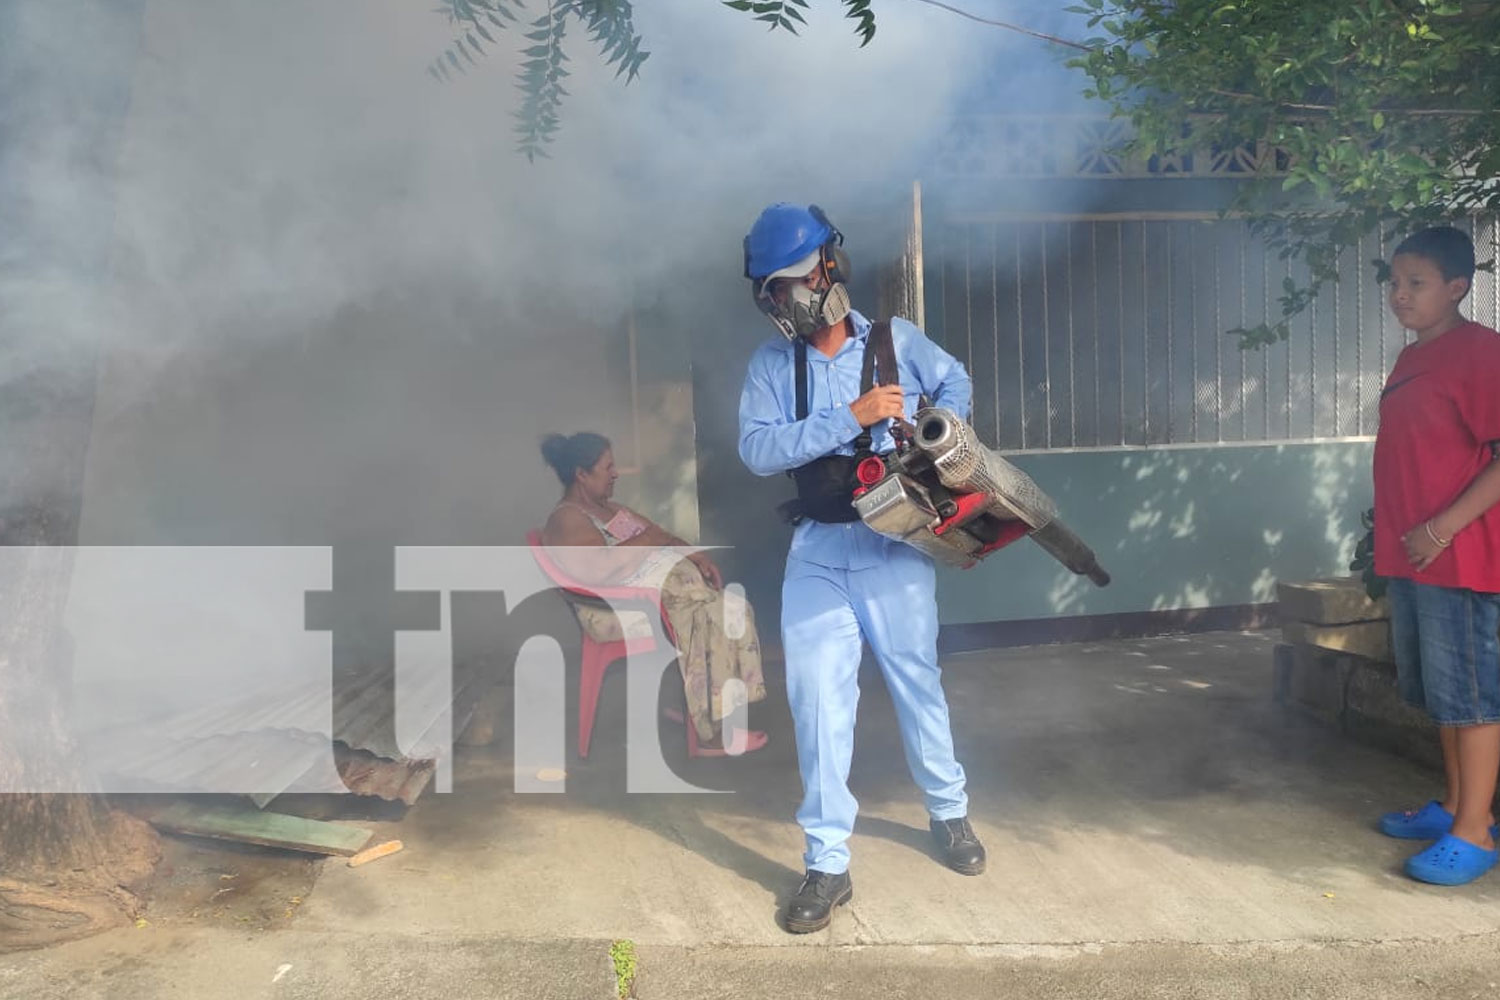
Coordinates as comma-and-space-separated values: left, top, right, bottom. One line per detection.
934, 440, 1374, 625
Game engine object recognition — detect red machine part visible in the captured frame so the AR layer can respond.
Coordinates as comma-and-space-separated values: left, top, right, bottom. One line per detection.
856, 456, 886, 486
974, 519, 1032, 556
932, 492, 991, 535
933, 492, 1033, 557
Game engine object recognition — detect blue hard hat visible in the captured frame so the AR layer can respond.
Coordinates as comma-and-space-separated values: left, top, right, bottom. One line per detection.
743, 203, 839, 280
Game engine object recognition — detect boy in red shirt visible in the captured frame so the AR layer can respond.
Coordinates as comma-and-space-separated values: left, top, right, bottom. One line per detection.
1374, 226, 1500, 885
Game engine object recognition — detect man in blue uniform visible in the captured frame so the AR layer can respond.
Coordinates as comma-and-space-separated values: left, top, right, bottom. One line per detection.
737, 203, 985, 934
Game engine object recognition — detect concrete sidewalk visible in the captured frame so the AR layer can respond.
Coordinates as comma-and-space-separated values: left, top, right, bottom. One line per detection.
8, 630, 1500, 998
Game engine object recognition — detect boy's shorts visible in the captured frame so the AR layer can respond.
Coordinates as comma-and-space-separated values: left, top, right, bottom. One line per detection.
1388, 577, 1500, 726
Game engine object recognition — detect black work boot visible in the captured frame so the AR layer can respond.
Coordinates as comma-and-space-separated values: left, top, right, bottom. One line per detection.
930, 816, 986, 875
783, 869, 853, 934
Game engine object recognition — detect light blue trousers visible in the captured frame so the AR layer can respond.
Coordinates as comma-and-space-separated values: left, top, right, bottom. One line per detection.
781, 547, 969, 875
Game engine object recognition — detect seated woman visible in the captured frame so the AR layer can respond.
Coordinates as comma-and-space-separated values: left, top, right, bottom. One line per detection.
539, 431, 769, 756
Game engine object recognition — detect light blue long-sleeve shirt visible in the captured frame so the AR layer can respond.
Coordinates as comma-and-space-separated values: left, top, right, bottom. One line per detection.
738, 309, 973, 570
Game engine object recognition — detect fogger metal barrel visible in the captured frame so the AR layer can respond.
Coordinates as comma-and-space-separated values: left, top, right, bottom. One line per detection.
853, 407, 1111, 586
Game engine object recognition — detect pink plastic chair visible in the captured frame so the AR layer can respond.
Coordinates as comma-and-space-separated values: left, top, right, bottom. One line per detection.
526, 529, 699, 758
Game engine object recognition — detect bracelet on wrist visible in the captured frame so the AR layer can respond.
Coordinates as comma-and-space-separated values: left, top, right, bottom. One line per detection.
1424, 520, 1452, 548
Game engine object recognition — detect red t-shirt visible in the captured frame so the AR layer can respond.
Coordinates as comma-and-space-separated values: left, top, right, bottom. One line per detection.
1373, 320, 1500, 591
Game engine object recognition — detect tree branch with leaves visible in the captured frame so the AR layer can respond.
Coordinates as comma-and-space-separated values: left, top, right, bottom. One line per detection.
1069, 0, 1500, 346
429, 0, 878, 157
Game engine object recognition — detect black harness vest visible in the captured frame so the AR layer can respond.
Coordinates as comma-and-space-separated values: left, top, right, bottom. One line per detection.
779, 320, 898, 525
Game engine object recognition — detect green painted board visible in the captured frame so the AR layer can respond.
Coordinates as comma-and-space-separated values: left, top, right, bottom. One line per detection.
143, 802, 374, 856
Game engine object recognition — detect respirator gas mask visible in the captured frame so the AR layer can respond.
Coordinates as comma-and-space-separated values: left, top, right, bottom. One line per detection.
755, 251, 853, 341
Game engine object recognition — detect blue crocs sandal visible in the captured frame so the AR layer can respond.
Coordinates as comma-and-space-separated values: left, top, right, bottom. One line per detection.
1380, 800, 1453, 839
1405, 833, 1499, 886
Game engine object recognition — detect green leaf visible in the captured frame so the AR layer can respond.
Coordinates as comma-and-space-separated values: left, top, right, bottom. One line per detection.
843, 0, 876, 45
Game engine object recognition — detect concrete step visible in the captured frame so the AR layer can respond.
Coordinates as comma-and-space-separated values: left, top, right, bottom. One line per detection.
1277, 577, 1388, 626
1273, 642, 1438, 770
1281, 619, 1392, 663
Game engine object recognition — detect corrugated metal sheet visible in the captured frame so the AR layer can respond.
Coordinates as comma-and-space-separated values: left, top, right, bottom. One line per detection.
86, 658, 496, 807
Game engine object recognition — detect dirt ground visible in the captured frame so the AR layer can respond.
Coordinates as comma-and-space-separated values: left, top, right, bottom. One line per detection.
116, 791, 412, 934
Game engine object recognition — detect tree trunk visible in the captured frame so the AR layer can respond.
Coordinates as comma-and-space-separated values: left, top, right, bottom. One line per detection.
0, 799, 160, 950
0, 0, 157, 951
0, 386, 161, 951
0, 536, 162, 950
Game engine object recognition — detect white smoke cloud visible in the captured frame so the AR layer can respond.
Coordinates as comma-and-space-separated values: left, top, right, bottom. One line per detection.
97, 0, 1077, 349
1, 0, 1092, 542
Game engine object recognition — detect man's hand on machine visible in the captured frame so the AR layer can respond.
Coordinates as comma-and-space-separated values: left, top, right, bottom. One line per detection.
849, 385, 905, 427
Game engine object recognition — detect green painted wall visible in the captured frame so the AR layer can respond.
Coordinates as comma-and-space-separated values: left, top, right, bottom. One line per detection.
935, 440, 1375, 624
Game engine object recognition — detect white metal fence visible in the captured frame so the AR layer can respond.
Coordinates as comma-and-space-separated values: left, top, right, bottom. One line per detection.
927, 215, 1500, 452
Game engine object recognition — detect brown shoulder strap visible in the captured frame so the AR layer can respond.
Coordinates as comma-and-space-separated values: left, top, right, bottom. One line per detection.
860, 320, 898, 391
853, 320, 899, 454
873, 319, 899, 387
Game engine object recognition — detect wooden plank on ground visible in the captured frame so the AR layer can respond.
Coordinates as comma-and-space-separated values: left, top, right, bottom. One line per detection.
141, 802, 374, 856
1277, 577, 1388, 626
348, 839, 404, 867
